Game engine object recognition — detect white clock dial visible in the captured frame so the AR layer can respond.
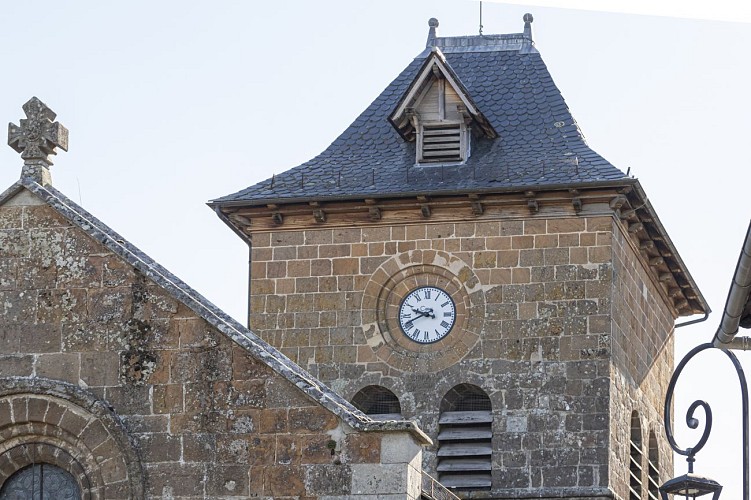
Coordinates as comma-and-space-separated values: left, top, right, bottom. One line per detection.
398, 286, 456, 344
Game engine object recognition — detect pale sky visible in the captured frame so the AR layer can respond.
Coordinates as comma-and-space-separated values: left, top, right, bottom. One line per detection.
1, 1, 750, 494
483, 0, 751, 23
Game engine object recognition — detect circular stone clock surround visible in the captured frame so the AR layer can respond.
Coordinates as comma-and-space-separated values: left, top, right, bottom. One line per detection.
361, 249, 486, 373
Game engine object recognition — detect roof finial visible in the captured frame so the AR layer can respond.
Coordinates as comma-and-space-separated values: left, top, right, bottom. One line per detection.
8, 97, 68, 186
523, 13, 534, 40
426, 18, 439, 47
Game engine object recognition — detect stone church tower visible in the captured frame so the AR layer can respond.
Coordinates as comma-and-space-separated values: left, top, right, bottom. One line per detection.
212, 16, 709, 499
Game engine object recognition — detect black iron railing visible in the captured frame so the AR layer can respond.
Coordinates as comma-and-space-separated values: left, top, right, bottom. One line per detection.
421, 472, 460, 500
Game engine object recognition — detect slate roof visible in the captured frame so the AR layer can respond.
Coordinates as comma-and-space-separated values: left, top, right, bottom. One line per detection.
0, 177, 431, 445
212, 28, 627, 206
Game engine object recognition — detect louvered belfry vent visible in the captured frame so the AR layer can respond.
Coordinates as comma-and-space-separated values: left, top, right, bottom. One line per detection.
437, 385, 492, 490
419, 123, 465, 163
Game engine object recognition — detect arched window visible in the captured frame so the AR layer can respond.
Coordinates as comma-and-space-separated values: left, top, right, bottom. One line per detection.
0, 463, 81, 500
629, 411, 643, 500
351, 385, 401, 420
647, 431, 659, 500
438, 384, 492, 491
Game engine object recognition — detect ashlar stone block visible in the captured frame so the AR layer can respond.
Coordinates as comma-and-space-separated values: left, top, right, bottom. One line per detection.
351, 463, 408, 495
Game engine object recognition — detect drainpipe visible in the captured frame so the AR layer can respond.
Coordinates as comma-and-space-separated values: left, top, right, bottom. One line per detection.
675, 312, 709, 329
713, 221, 751, 349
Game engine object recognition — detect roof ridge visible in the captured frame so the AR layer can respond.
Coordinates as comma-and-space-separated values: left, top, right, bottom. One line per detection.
428, 33, 537, 54
425, 14, 537, 54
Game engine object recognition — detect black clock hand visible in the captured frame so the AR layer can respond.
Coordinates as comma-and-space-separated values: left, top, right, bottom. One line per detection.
411, 307, 435, 319
418, 306, 436, 319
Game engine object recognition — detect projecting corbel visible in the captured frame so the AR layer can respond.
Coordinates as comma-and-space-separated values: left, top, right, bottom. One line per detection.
271, 212, 283, 225
229, 214, 251, 226
416, 196, 431, 218
649, 256, 665, 267
628, 222, 644, 233
365, 199, 382, 221
568, 188, 582, 212
619, 209, 637, 220
309, 202, 326, 223
525, 191, 539, 213
468, 194, 483, 215
640, 240, 655, 251
572, 197, 582, 213
609, 195, 628, 211
673, 298, 689, 310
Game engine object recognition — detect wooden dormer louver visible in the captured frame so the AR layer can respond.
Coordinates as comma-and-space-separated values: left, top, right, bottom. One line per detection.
419, 123, 466, 163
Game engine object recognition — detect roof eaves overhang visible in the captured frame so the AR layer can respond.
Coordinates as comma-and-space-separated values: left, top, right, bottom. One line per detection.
628, 181, 710, 317
210, 202, 253, 246
208, 177, 638, 210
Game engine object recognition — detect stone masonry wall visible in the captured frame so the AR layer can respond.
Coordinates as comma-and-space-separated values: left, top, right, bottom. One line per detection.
249, 215, 617, 497
609, 220, 675, 500
0, 192, 422, 499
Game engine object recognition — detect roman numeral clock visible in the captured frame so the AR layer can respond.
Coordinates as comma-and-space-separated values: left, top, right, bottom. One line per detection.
361, 250, 486, 373
399, 286, 456, 344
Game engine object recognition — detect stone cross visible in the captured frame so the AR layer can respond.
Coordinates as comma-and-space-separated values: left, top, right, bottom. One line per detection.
8, 97, 68, 185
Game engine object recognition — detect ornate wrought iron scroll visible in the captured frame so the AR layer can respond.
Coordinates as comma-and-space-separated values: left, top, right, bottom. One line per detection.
663, 342, 749, 500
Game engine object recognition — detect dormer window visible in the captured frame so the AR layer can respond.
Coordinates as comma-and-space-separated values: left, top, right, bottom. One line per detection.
389, 47, 497, 166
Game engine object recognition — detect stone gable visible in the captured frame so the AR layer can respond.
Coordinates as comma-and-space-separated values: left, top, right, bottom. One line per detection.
0, 187, 428, 499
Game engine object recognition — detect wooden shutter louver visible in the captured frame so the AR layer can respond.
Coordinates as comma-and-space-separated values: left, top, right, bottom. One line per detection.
629, 412, 643, 500
438, 385, 492, 490
419, 123, 466, 163
647, 432, 659, 500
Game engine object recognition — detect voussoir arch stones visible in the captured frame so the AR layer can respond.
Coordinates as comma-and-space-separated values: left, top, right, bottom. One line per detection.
0, 377, 144, 500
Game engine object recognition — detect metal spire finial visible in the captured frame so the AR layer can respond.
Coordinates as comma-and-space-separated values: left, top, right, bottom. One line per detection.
523, 13, 534, 40
426, 18, 439, 47
8, 97, 68, 185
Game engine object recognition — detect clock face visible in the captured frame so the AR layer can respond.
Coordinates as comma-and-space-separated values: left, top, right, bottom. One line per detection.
398, 286, 456, 344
